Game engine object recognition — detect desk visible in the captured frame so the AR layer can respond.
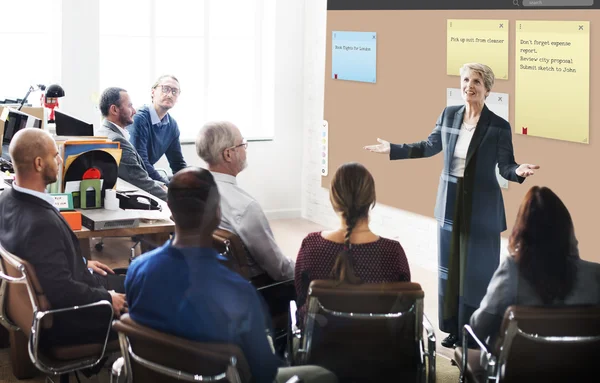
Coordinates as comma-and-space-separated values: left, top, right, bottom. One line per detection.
0, 175, 174, 258
76, 178, 174, 258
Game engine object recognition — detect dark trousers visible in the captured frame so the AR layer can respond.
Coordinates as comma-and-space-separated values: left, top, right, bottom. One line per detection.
41, 273, 126, 348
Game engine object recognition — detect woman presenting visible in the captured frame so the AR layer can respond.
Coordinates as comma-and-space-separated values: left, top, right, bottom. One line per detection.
364, 63, 539, 348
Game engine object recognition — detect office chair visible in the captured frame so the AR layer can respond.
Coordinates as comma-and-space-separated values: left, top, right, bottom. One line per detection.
0, 242, 118, 382
289, 280, 436, 383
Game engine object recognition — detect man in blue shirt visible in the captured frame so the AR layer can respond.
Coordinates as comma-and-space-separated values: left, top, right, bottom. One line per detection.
125, 168, 337, 383
127, 75, 187, 184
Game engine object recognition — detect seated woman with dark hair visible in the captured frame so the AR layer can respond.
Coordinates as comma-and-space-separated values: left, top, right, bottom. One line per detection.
470, 186, 600, 346
294, 162, 411, 323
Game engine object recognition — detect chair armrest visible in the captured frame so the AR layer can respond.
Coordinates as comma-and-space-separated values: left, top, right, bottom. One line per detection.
423, 314, 436, 383
30, 300, 114, 374
460, 324, 495, 383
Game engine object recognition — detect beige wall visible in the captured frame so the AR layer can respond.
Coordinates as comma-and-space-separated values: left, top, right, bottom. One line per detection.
323, 10, 599, 263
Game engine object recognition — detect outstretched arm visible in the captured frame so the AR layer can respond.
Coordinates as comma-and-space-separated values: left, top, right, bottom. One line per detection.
364, 108, 446, 160
497, 124, 539, 183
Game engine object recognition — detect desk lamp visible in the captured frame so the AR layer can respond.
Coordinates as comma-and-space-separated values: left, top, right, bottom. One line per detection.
41, 84, 65, 122
17, 84, 46, 111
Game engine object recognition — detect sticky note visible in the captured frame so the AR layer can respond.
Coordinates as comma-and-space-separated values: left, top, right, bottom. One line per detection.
332, 31, 377, 83
515, 20, 590, 143
447, 19, 509, 80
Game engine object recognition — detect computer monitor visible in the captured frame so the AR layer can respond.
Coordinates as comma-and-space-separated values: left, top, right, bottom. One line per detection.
1, 108, 42, 161
54, 108, 94, 136
2, 109, 42, 146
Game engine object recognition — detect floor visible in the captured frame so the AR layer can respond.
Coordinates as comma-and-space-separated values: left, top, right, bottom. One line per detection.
0, 218, 460, 382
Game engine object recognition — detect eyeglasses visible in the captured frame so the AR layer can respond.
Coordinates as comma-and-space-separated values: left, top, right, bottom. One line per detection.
227, 139, 248, 150
158, 85, 180, 96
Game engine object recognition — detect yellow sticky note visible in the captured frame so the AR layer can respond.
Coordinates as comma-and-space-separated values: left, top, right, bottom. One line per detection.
447, 19, 509, 79
515, 21, 590, 144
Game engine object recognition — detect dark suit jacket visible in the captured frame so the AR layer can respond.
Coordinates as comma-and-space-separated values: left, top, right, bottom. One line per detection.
96, 119, 167, 201
390, 104, 526, 307
390, 104, 524, 234
0, 188, 112, 345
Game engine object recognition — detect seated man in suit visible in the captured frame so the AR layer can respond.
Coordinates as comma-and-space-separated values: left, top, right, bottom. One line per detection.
195, 121, 295, 282
0, 128, 127, 347
125, 168, 336, 383
97, 87, 167, 201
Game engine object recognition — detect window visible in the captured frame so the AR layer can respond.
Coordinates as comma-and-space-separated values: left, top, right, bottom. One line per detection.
99, 0, 275, 141
0, 0, 62, 104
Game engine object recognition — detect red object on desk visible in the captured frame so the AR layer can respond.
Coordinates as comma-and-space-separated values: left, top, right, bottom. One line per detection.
83, 168, 102, 179
522, 127, 528, 135
61, 211, 82, 230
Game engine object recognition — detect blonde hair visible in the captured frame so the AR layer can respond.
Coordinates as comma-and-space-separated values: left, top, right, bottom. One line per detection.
459, 63, 495, 93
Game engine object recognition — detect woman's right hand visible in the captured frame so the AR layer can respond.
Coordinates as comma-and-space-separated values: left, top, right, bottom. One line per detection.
363, 138, 391, 154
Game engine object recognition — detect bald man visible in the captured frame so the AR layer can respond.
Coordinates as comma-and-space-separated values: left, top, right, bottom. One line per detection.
0, 128, 126, 347
125, 168, 337, 383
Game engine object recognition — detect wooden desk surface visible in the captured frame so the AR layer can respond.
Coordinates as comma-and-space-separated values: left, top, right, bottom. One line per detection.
74, 178, 174, 238
0, 174, 175, 239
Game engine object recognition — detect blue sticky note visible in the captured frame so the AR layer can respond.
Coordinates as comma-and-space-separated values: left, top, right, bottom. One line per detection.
332, 31, 377, 83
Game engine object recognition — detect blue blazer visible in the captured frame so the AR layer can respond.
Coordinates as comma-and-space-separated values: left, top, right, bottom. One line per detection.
390, 104, 524, 234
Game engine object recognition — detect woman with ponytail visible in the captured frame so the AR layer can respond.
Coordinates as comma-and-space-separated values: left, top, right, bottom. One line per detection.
294, 162, 411, 324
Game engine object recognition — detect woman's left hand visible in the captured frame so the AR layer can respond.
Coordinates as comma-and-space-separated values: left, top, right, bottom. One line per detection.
516, 164, 540, 178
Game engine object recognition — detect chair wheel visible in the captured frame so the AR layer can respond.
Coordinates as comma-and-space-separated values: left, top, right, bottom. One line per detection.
95, 242, 104, 251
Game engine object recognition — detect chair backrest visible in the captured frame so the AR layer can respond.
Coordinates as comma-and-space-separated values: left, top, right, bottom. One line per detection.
301, 280, 425, 381
0, 242, 52, 336
113, 314, 252, 383
494, 305, 600, 382
212, 228, 252, 279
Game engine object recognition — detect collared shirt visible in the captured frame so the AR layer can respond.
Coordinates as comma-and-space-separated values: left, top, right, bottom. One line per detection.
450, 121, 476, 177
127, 105, 187, 184
211, 171, 295, 281
12, 182, 57, 210
107, 120, 130, 141
148, 104, 168, 126
125, 240, 283, 383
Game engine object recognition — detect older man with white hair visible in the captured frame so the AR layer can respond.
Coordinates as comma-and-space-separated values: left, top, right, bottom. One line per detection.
196, 121, 295, 282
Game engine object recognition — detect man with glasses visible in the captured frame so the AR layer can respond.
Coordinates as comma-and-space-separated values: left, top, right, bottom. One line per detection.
196, 121, 295, 282
98, 87, 167, 201
128, 75, 187, 185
